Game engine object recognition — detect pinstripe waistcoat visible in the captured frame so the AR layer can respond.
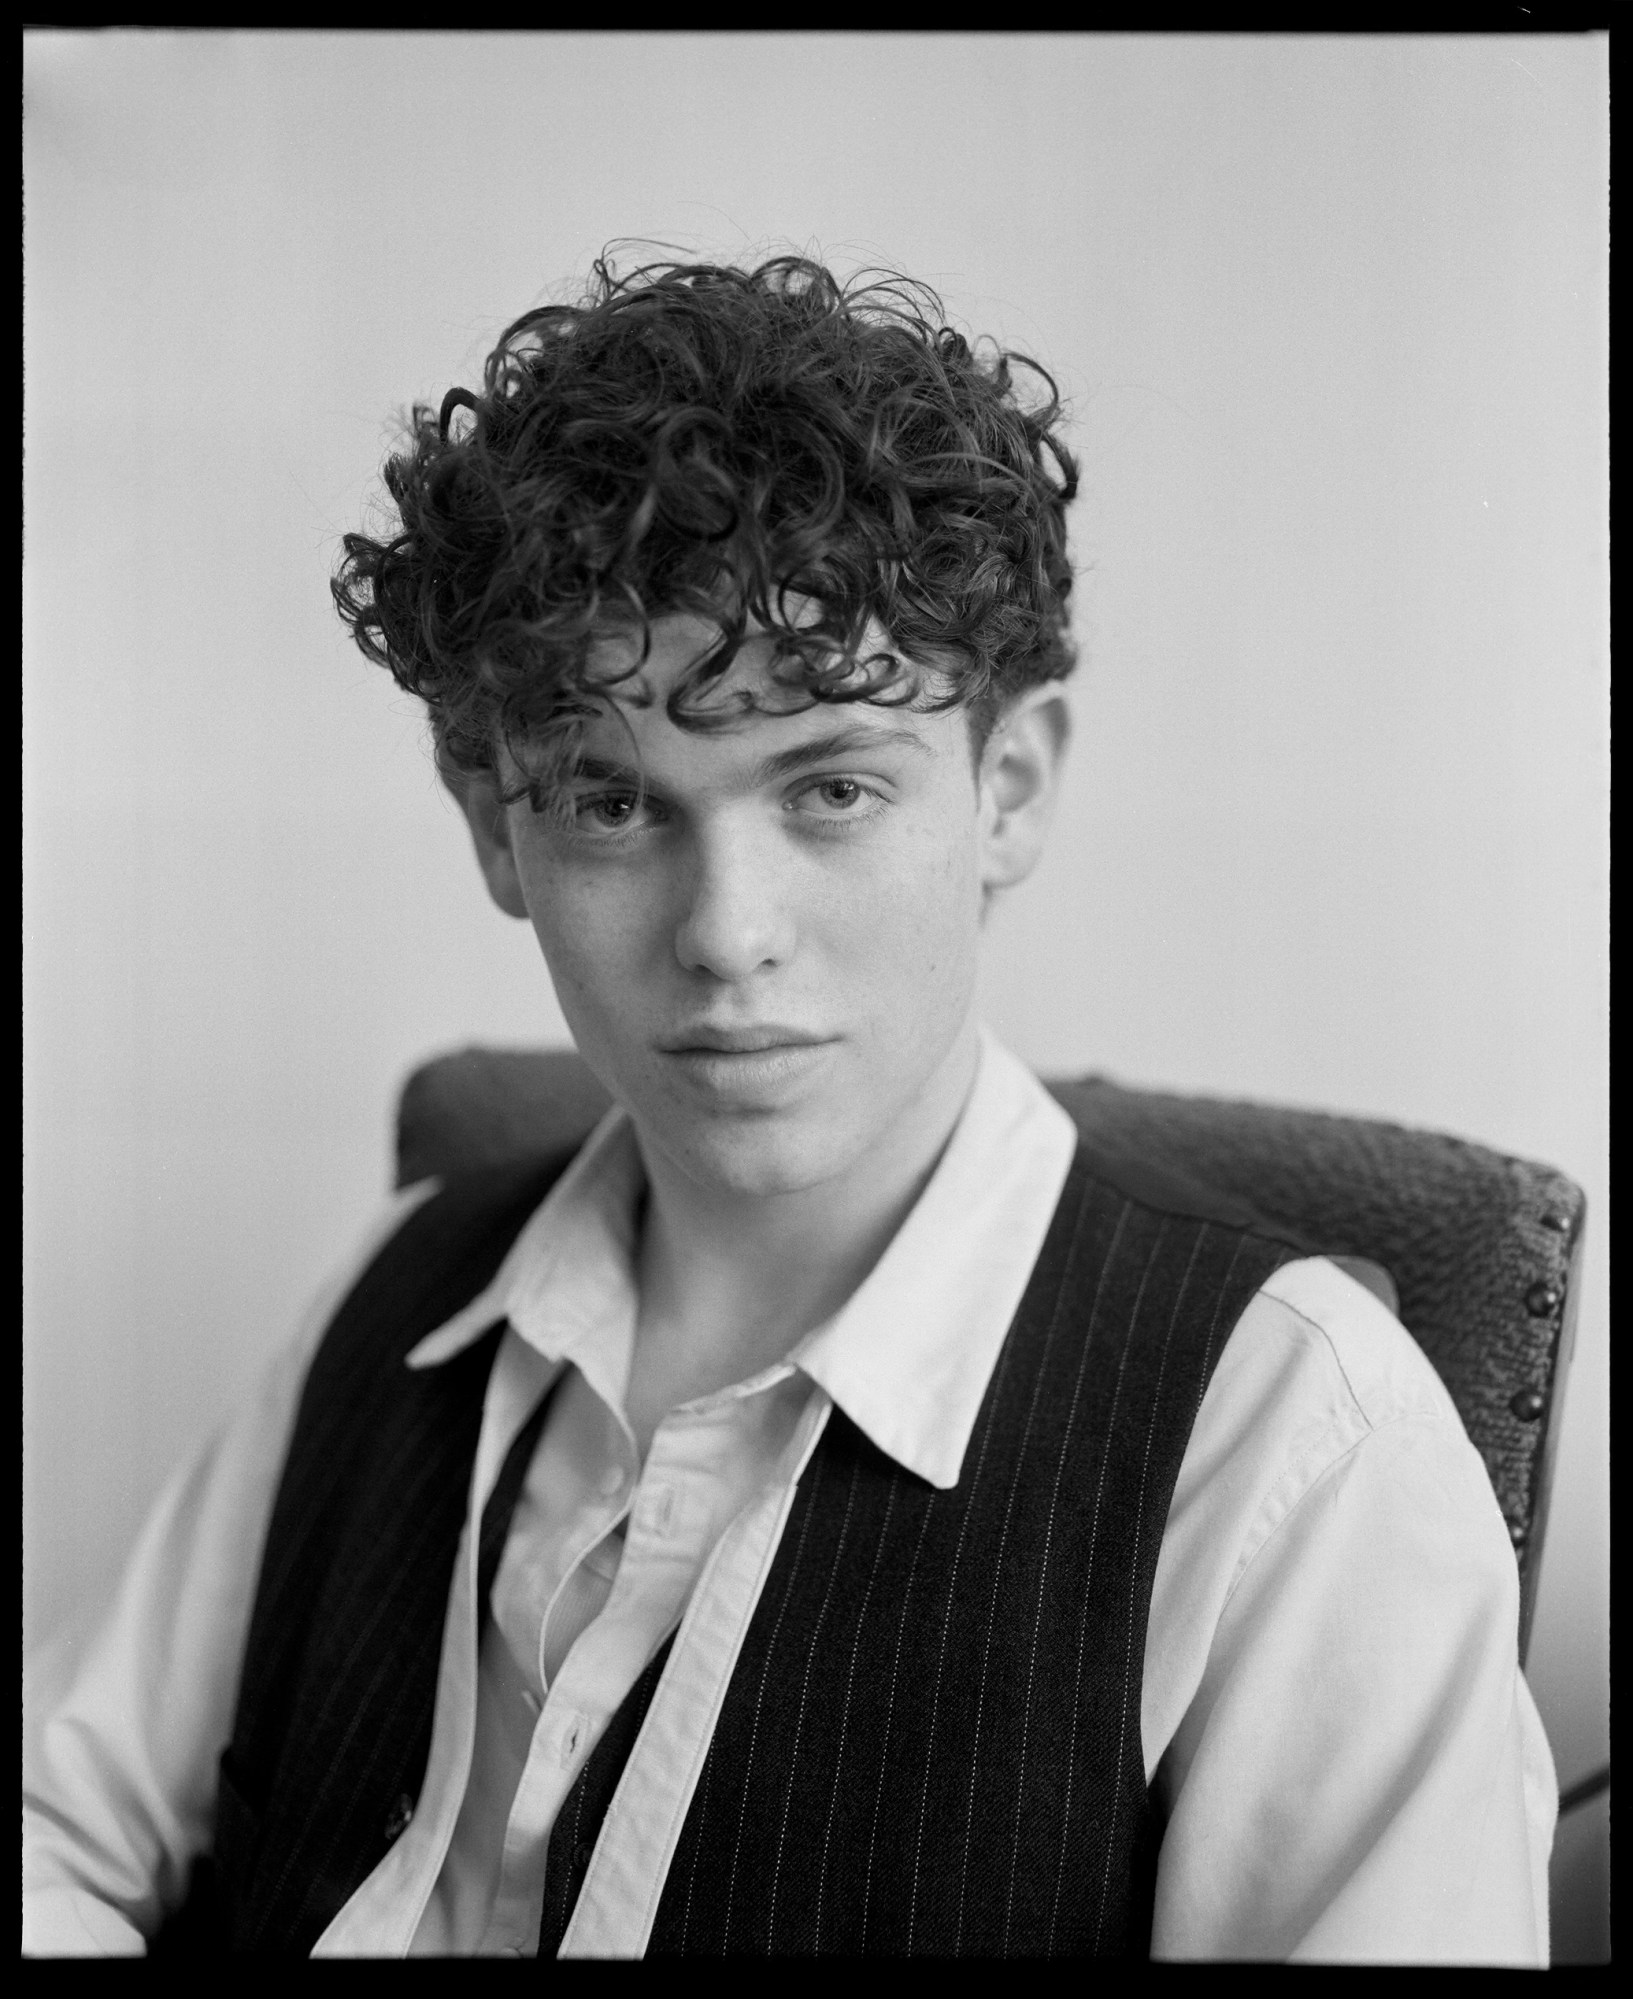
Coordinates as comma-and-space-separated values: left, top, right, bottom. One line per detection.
189, 1137, 1306, 1958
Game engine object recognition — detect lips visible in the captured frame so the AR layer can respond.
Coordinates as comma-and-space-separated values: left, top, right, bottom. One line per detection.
656, 1028, 838, 1104
661, 1026, 832, 1054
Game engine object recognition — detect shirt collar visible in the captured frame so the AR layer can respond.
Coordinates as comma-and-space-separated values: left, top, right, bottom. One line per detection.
405, 1028, 1078, 1491
788, 1030, 1078, 1487
404, 1106, 645, 1415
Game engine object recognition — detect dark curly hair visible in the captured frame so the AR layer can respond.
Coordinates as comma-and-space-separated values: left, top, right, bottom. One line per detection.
333, 254, 1078, 802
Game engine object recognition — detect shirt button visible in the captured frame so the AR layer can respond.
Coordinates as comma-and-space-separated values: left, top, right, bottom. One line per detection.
573, 1841, 594, 1873
382, 1793, 414, 1842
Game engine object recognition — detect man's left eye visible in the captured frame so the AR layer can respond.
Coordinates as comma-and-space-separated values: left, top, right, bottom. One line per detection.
802, 778, 868, 812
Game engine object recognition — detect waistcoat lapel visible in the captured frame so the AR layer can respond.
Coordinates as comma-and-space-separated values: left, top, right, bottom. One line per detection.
211, 1151, 577, 1955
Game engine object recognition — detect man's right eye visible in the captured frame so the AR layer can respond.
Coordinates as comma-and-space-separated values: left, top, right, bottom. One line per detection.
573, 791, 647, 834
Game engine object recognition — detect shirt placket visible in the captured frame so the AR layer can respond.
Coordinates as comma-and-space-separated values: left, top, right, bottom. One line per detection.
560, 1384, 833, 1957
478, 1407, 725, 1955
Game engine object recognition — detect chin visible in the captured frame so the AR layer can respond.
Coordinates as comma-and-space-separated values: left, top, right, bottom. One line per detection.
648, 1103, 858, 1200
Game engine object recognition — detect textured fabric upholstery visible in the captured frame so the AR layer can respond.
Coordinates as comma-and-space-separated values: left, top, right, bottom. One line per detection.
394, 1046, 1585, 1664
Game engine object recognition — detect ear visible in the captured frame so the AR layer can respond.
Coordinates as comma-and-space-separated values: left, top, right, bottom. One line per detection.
439, 757, 531, 920
977, 686, 1071, 897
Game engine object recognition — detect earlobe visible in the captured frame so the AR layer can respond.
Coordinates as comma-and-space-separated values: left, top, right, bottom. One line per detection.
440, 761, 531, 921
978, 687, 1071, 896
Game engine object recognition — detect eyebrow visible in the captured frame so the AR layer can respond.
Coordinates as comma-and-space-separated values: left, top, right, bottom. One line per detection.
566, 721, 933, 793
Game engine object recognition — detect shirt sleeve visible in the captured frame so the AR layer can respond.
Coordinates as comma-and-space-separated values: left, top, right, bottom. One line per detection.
1146, 1269, 1557, 1965
22, 1179, 442, 1957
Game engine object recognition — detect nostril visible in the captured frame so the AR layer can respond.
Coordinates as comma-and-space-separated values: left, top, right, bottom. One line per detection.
674, 882, 793, 980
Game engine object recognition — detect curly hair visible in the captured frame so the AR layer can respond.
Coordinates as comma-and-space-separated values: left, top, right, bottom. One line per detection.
333, 254, 1079, 801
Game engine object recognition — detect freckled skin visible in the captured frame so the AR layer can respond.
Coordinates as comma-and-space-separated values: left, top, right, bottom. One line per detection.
507, 621, 990, 1205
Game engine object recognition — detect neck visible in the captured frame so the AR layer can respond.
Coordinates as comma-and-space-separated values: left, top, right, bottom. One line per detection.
623, 1020, 982, 1449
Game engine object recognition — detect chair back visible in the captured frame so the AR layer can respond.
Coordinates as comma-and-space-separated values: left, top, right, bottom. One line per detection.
395, 1045, 1584, 1663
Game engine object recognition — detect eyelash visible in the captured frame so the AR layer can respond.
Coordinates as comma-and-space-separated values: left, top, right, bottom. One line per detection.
567, 776, 888, 845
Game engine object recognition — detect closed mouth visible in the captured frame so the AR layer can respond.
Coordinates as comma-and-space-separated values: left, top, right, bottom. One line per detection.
661, 1028, 833, 1055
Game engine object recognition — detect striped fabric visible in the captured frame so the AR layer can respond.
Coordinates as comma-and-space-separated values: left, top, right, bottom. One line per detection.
538, 1634, 677, 1954
545, 1153, 1300, 1957
206, 1151, 579, 1956
193, 1139, 1306, 1957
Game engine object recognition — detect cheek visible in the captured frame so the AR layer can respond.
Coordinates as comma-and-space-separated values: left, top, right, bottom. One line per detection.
827, 810, 983, 991
520, 865, 648, 1013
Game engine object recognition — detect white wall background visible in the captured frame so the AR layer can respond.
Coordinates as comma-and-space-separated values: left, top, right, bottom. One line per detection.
24, 29, 1608, 1952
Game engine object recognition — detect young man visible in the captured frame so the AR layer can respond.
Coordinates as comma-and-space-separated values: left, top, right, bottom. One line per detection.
24, 257, 1554, 1961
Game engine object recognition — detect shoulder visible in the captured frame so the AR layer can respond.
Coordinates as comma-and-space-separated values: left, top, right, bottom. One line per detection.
1144, 1256, 1517, 1775
1178, 1254, 1483, 1559
1223, 1257, 1509, 1583
1151, 1256, 1500, 1673
304, 1148, 583, 1383
358, 1151, 583, 1293
287, 1177, 447, 1368
1243, 1254, 1467, 1438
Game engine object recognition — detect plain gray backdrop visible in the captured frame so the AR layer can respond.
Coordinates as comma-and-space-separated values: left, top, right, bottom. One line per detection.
23, 29, 1608, 1956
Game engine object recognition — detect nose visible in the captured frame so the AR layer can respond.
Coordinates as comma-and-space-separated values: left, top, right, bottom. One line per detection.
673, 821, 795, 981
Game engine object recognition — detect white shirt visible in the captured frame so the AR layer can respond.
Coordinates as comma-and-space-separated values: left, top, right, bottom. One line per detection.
23, 1033, 1556, 1962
